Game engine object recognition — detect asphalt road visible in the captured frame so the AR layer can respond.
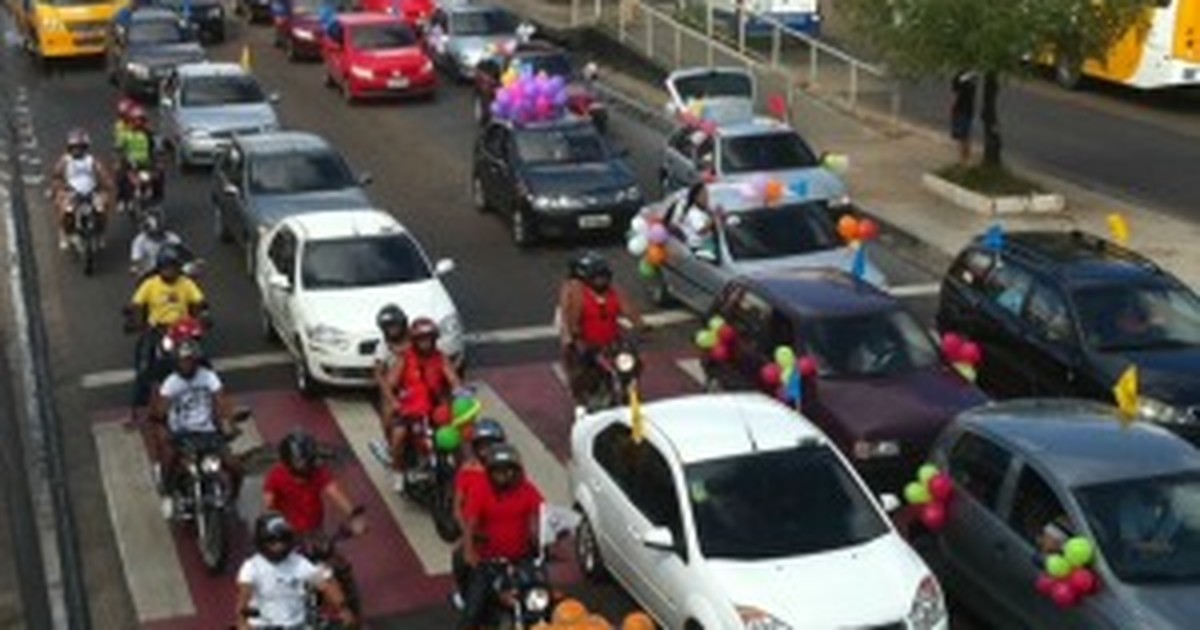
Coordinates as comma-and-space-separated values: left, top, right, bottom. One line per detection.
0, 9, 948, 628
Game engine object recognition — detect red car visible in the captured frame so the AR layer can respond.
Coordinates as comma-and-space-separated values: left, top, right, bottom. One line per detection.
357, 0, 434, 27
322, 13, 437, 101
274, 0, 352, 61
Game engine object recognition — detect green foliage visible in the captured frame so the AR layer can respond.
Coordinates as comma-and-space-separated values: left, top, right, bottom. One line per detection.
935, 163, 1044, 195
841, 0, 1156, 79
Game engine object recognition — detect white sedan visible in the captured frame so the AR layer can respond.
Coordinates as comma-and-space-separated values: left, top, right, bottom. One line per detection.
256, 209, 462, 394
569, 393, 947, 630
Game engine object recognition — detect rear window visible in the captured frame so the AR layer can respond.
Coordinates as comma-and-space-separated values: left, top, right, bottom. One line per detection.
720, 132, 819, 174
672, 72, 753, 101
351, 23, 417, 50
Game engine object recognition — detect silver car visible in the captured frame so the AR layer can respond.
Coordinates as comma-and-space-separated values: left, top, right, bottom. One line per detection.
638, 182, 886, 312
425, 4, 531, 81
923, 399, 1200, 628
161, 62, 280, 168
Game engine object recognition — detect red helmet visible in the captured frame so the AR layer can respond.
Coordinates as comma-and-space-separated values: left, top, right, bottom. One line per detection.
409, 317, 439, 340
129, 105, 149, 126
167, 316, 204, 344
117, 97, 136, 119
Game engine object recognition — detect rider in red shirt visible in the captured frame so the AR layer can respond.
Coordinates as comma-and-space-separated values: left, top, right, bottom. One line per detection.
264, 430, 367, 537
449, 418, 508, 607
561, 252, 644, 402
390, 317, 462, 491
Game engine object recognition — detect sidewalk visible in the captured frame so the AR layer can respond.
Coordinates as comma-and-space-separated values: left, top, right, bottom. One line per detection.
496, 0, 1200, 288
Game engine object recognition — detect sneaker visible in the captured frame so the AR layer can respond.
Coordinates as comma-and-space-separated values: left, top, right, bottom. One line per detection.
391, 472, 405, 494
449, 591, 465, 611
368, 439, 393, 467
160, 497, 174, 520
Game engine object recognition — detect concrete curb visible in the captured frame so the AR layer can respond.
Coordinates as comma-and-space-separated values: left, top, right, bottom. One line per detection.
922, 173, 1066, 216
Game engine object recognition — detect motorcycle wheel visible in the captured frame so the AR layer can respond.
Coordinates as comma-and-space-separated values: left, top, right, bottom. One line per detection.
197, 506, 228, 573
432, 483, 461, 542
82, 233, 96, 276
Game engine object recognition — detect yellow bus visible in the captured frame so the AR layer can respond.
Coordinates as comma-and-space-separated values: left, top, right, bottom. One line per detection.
8, 0, 127, 62
1056, 0, 1200, 89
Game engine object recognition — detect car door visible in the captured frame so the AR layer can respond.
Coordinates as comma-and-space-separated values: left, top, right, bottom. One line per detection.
262, 226, 300, 344
587, 423, 644, 590
937, 247, 994, 335
661, 128, 694, 192
720, 285, 774, 388
1018, 279, 1082, 396
666, 199, 724, 310
621, 437, 691, 626
973, 261, 1038, 397
323, 20, 347, 82
478, 124, 513, 213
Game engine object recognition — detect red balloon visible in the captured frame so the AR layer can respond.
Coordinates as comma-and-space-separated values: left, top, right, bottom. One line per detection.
710, 344, 731, 363
717, 324, 737, 345
941, 333, 964, 360
1049, 580, 1078, 608
1068, 568, 1097, 596
919, 502, 947, 531
959, 341, 982, 366
928, 473, 954, 502
767, 94, 787, 120
1035, 573, 1056, 596
798, 355, 818, 378
857, 218, 880, 242
760, 363, 782, 388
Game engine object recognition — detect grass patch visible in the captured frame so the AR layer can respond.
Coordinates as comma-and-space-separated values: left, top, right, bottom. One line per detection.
935, 163, 1045, 196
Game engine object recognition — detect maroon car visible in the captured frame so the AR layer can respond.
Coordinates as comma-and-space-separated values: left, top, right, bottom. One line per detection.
274, 0, 352, 61
472, 41, 607, 131
703, 268, 988, 491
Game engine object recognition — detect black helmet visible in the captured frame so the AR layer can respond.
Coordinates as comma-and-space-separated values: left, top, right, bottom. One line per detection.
472, 418, 506, 450
573, 250, 611, 286
156, 246, 183, 271
376, 304, 408, 336
279, 430, 318, 475
484, 443, 522, 472
254, 512, 296, 562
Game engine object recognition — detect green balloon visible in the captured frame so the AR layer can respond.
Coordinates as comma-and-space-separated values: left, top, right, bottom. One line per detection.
696, 330, 717, 350
917, 463, 940, 484
708, 315, 726, 331
638, 259, 657, 278
1045, 554, 1071, 579
904, 481, 931, 505
452, 397, 481, 426
435, 426, 462, 452
1064, 537, 1095, 567
773, 346, 796, 369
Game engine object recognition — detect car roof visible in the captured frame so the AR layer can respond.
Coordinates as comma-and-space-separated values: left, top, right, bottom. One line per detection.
176, 62, 251, 78
959, 400, 1200, 487
132, 8, 180, 22
281, 209, 409, 241
712, 117, 796, 138
603, 393, 830, 464
337, 12, 408, 26
235, 131, 333, 156
738, 268, 898, 317
971, 230, 1164, 286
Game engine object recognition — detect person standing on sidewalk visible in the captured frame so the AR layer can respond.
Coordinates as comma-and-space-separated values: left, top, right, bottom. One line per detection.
950, 70, 978, 164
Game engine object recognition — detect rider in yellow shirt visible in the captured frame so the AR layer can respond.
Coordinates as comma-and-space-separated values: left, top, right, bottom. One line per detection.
130, 248, 205, 328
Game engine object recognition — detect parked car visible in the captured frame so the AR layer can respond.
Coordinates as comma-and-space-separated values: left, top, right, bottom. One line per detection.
156, 0, 226, 42
471, 116, 641, 246
637, 182, 886, 311
473, 41, 605, 130
703, 269, 986, 491
570, 393, 947, 629
937, 230, 1200, 443
358, 0, 434, 27
161, 62, 280, 168
426, 4, 526, 81
321, 13, 436, 102
922, 399, 1200, 628
107, 8, 205, 97
257, 209, 461, 394
274, 0, 352, 61
210, 131, 373, 274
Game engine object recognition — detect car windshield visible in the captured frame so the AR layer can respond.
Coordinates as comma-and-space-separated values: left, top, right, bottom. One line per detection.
720, 132, 819, 174
1073, 283, 1200, 352
180, 76, 265, 107
301, 235, 432, 289
130, 19, 186, 45
451, 9, 518, 35
686, 446, 888, 560
249, 151, 356, 194
512, 53, 572, 79
672, 72, 752, 101
351, 23, 417, 49
802, 309, 941, 377
722, 203, 839, 260
1075, 472, 1200, 584
514, 126, 607, 165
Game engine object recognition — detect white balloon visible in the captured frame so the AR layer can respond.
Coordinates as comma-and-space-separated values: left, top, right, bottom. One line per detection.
629, 215, 649, 235
627, 234, 649, 257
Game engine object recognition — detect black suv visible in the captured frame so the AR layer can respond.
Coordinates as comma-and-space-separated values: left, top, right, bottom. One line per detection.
937, 230, 1200, 440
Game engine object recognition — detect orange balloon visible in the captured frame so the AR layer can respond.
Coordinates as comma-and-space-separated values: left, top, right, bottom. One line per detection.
622, 612, 655, 630
645, 244, 667, 266
553, 599, 589, 624
836, 215, 859, 242
583, 614, 614, 630
764, 179, 784, 204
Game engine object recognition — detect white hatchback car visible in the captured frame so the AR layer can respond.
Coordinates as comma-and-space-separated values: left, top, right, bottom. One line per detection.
256, 209, 462, 393
569, 393, 947, 630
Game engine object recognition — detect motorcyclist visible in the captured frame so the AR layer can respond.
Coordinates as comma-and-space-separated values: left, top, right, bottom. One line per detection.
555, 254, 589, 365
129, 210, 183, 277
450, 419, 507, 608
49, 129, 114, 251
374, 304, 409, 418
264, 430, 367, 538
236, 513, 355, 630
561, 252, 644, 402
388, 317, 462, 493
148, 340, 241, 518
459, 443, 544, 630
114, 105, 163, 211
113, 97, 136, 150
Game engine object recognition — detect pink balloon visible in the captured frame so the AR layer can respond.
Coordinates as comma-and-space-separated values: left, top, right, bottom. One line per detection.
941, 333, 964, 360
1049, 580, 1078, 608
1035, 573, 1056, 596
710, 344, 731, 363
1068, 568, 1097, 596
717, 324, 737, 346
919, 502, 947, 531
960, 341, 982, 366
760, 363, 782, 388
798, 355, 818, 378
928, 473, 954, 502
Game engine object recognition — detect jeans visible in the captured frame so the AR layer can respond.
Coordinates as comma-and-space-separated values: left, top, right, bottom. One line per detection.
456, 561, 499, 630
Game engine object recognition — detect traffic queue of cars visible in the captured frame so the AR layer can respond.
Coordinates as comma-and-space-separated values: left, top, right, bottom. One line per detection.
105, 0, 1200, 627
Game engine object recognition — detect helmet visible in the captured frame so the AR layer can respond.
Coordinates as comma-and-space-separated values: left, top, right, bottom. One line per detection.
254, 512, 296, 562
278, 430, 318, 476
175, 339, 203, 362
484, 443, 522, 472
409, 317, 439, 340
471, 418, 506, 449
66, 128, 91, 149
142, 210, 164, 235
156, 246, 183, 270
572, 250, 610, 285
568, 250, 603, 280
117, 97, 136, 119
129, 105, 148, 125
375, 304, 408, 335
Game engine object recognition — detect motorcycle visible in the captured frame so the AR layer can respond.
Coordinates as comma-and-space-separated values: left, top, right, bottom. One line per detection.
68, 191, 102, 275
127, 313, 209, 412
123, 164, 163, 226
301, 524, 362, 625
478, 557, 554, 630
577, 337, 642, 413
400, 409, 462, 543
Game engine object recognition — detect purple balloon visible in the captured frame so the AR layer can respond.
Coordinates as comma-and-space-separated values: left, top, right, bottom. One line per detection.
552, 88, 569, 107
648, 223, 669, 244
547, 75, 565, 92
491, 100, 511, 120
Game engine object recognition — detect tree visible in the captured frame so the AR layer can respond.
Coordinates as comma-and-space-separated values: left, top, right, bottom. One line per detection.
840, 0, 1155, 166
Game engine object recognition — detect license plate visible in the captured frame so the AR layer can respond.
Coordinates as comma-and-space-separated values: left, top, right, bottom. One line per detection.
387, 77, 410, 89
578, 214, 611, 229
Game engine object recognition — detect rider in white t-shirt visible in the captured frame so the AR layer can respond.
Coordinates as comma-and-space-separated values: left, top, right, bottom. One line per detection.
236, 513, 354, 630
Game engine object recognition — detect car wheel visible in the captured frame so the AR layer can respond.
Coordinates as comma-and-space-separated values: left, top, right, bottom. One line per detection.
574, 512, 609, 582
684, 621, 705, 630
260, 304, 277, 343
285, 37, 299, 62
324, 71, 336, 89
511, 208, 535, 248
341, 81, 356, 105
471, 175, 489, 212
213, 205, 231, 243
294, 342, 322, 398
704, 376, 722, 393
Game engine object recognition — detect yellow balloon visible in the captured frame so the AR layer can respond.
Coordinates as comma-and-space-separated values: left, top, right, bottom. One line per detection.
501, 68, 519, 87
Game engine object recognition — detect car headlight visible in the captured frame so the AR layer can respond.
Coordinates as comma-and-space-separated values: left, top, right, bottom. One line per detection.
292, 26, 315, 40
350, 65, 374, 80
39, 15, 66, 32
523, 587, 550, 613
439, 314, 462, 339
531, 194, 583, 210
852, 439, 901, 460
907, 575, 947, 630
616, 184, 642, 202
200, 454, 223, 474
736, 606, 792, 630
1139, 397, 1192, 425
307, 324, 351, 352
127, 62, 150, 79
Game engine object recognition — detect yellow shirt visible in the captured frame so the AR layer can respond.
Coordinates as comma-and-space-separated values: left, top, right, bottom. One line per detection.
132, 276, 205, 327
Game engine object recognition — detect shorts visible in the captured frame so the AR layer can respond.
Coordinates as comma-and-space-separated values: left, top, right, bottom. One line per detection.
950, 113, 972, 141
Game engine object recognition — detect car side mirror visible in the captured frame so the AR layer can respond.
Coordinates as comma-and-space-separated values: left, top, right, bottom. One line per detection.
641, 526, 677, 553
434, 258, 456, 276
268, 273, 292, 292
358, 172, 373, 186
222, 183, 240, 198
268, 91, 282, 103
879, 493, 901, 514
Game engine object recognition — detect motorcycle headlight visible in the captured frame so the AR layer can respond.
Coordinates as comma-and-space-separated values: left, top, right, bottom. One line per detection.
138, 171, 153, 183
907, 575, 947, 630
1139, 397, 1192, 425
523, 587, 550, 613
292, 26, 316, 40
615, 351, 637, 374
350, 65, 374, 80
307, 324, 351, 352
829, 194, 852, 208
852, 439, 901, 460
127, 62, 150, 79
736, 606, 792, 630
200, 454, 222, 474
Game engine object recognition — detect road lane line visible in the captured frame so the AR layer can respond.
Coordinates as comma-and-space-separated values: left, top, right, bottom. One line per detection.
93, 423, 195, 622
472, 382, 571, 508
888, 282, 941, 298
675, 358, 705, 386
80, 351, 294, 389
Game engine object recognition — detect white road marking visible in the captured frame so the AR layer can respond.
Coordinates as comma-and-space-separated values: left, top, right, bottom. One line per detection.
81, 351, 294, 389
889, 282, 941, 298
675, 358, 705, 385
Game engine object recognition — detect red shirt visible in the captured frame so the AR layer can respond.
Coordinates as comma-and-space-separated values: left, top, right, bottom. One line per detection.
464, 479, 544, 561
263, 463, 333, 535
579, 287, 621, 348
396, 348, 449, 418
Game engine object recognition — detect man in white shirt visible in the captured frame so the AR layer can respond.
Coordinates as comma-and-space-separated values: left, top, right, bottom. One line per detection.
236, 513, 354, 630
129, 211, 183, 277
680, 183, 717, 261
